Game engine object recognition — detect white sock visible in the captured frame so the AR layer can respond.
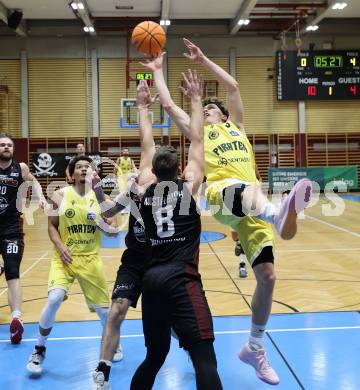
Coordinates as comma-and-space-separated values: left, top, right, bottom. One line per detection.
37, 333, 49, 347
249, 322, 266, 350
11, 310, 22, 319
257, 202, 277, 225
95, 306, 109, 328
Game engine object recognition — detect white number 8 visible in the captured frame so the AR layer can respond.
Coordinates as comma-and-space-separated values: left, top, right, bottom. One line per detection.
155, 205, 175, 238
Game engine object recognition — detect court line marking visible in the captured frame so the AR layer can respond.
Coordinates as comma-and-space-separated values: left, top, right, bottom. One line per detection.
0, 251, 49, 297
307, 215, 360, 238
1, 324, 359, 343
99, 247, 360, 259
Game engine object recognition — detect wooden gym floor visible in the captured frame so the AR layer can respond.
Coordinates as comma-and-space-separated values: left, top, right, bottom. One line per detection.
1, 194, 359, 324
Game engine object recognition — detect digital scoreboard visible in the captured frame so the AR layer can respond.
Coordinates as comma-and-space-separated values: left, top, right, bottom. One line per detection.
136, 72, 153, 87
276, 50, 360, 100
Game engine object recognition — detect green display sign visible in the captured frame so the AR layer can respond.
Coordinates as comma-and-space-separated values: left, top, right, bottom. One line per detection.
269, 166, 358, 191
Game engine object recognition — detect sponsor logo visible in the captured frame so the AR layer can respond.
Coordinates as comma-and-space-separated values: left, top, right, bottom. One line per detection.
65, 208, 75, 218
208, 130, 219, 140
229, 130, 239, 136
218, 158, 228, 167
133, 218, 146, 242
113, 283, 135, 294
10, 172, 19, 177
0, 177, 17, 186
87, 212, 96, 221
0, 196, 9, 214
67, 237, 95, 246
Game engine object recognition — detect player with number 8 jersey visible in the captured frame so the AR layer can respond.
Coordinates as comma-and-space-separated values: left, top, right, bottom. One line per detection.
140, 180, 201, 266
130, 75, 222, 390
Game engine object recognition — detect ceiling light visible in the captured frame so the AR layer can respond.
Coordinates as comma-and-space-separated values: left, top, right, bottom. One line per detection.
83, 26, 89, 32
306, 25, 319, 31
77, 2, 85, 10
115, 6, 134, 10
70, 2, 78, 10
332, 2, 347, 10
160, 19, 171, 26
238, 19, 250, 26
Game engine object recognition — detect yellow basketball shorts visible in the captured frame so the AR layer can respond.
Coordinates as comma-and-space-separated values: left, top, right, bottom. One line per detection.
48, 253, 110, 311
117, 173, 127, 192
206, 179, 275, 265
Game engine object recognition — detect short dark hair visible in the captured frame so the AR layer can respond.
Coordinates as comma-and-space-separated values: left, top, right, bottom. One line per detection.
203, 97, 229, 119
68, 155, 92, 177
152, 145, 179, 181
0, 133, 14, 143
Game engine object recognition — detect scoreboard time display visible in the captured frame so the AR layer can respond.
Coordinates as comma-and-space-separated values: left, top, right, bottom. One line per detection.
277, 50, 360, 100
136, 72, 153, 87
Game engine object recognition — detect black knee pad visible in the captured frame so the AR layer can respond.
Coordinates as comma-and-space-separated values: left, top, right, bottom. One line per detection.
252, 246, 274, 268
1, 239, 24, 281
222, 184, 246, 218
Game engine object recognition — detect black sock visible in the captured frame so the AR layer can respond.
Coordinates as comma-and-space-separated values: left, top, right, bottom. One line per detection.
96, 361, 111, 382
35, 345, 46, 355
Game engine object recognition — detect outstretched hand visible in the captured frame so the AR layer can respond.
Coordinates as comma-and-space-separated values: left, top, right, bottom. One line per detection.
136, 80, 159, 109
179, 69, 202, 100
183, 38, 205, 63
139, 52, 166, 71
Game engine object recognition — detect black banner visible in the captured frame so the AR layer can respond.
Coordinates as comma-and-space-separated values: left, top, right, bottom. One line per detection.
32, 153, 104, 178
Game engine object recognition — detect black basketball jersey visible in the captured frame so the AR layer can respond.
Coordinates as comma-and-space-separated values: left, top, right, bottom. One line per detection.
0, 161, 23, 234
140, 179, 201, 266
125, 192, 148, 253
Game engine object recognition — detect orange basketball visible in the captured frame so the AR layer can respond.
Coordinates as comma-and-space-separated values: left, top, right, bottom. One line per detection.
131, 21, 166, 56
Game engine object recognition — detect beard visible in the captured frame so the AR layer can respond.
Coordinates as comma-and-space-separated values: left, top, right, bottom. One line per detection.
0, 152, 12, 161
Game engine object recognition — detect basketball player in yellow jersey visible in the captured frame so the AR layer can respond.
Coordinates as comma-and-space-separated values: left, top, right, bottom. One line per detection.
143, 41, 313, 386
114, 148, 137, 192
26, 156, 121, 376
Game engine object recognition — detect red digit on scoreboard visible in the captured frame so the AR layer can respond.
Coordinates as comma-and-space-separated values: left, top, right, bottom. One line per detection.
307, 85, 317, 96
349, 85, 357, 95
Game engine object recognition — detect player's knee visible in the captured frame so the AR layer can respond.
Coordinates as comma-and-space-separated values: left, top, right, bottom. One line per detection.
257, 269, 276, 287
47, 288, 66, 306
147, 344, 169, 365
4, 263, 20, 281
108, 305, 126, 325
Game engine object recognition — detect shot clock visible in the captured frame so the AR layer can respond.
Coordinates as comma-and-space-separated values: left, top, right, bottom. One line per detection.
277, 50, 360, 100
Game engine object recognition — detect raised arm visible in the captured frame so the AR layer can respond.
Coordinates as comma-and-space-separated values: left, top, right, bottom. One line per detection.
92, 172, 132, 218
180, 70, 204, 196
113, 157, 120, 176
131, 158, 138, 174
183, 38, 244, 129
20, 162, 47, 209
136, 80, 157, 187
140, 53, 191, 139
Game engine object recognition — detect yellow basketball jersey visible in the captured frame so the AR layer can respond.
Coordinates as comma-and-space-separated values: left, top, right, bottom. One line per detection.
58, 186, 102, 255
117, 157, 132, 176
204, 121, 257, 183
